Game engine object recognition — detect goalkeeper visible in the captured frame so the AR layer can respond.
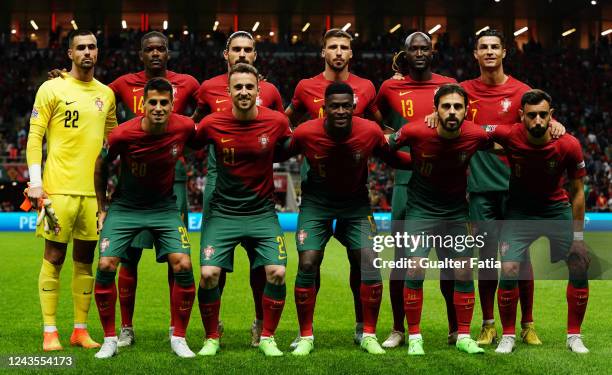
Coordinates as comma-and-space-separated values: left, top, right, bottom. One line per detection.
25, 29, 118, 352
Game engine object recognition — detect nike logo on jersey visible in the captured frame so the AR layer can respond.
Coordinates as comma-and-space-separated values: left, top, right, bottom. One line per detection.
314, 154, 326, 159
469, 99, 480, 104
421, 152, 436, 158
42, 288, 56, 292
132, 88, 144, 92
313, 98, 324, 103
216, 99, 229, 104
399, 91, 413, 96
65, 101, 76, 105
83, 291, 92, 295
221, 138, 233, 143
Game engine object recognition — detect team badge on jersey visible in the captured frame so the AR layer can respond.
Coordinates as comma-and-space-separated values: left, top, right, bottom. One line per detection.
203, 245, 215, 260
297, 230, 308, 245
256, 96, 262, 106
546, 159, 558, 173
500, 98, 512, 113
95, 97, 104, 111
100, 238, 110, 253
31, 107, 39, 119
259, 134, 270, 149
458, 151, 469, 163
353, 96, 359, 106
171, 144, 178, 158
353, 151, 362, 162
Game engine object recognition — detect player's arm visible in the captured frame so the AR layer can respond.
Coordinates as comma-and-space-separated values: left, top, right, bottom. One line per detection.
26, 83, 54, 208
94, 150, 111, 232
568, 176, 589, 268
273, 117, 296, 162
483, 124, 513, 154
285, 81, 306, 128
191, 83, 212, 123
375, 130, 412, 169
47, 68, 67, 80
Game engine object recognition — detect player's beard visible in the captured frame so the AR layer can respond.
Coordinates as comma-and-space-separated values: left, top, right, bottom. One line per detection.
528, 124, 548, 138
441, 116, 464, 132
327, 58, 347, 73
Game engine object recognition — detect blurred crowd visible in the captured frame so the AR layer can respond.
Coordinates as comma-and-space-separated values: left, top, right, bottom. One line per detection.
0, 30, 610, 211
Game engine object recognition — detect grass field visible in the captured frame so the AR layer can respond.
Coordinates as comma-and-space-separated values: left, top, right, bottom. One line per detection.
1, 232, 611, 374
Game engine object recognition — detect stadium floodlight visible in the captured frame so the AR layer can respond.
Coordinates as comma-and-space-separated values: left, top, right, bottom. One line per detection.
476, 26, 490, 35
302, 22, 310, 32
354, 32, 359, 37
591, 0, 597, 5
213, 21, 219, 31
494, 0, 501, 2
121, 20, 127, 29
30, 20, 39, 31
252, 21, 260, 32
11, 29, 16, 34
602, 29, 612, 36
269, 31, 275, 36
71, 20, 78, 30
562, 28, 576, 37
428, 24, 441, 34
342, 23, 351, 32
183, 30, 188, 35
389, 24, 401, 33
163, 20, 168, 30
513, 27, 528, 37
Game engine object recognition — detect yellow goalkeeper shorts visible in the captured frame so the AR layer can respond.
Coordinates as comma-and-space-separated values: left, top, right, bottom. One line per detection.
36, 194, 99, 243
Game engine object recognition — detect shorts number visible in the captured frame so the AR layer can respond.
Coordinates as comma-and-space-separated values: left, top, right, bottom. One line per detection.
178, 226, 190, 248
367, 215, 377, 233
64, 110, 79, 128
223, 147, 235, 165
276, 235, 287, 259
401, 99, 414, 118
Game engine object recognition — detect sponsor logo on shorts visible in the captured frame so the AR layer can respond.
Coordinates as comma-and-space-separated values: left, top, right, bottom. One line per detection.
297, 230, 308, 245
100, 238, 110, 253
203, 245, 215, 260
500, 241, 509, 256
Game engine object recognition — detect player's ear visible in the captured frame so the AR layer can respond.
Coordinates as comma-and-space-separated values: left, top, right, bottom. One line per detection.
138, 50, 144, 63
253, 51, 257, 63
67, 48, 73, 60
549, 108, 555, 118
519, 108, 525, 122
320, 48, 325, 58
502, 48, 506, 59
223, 49, 229, 62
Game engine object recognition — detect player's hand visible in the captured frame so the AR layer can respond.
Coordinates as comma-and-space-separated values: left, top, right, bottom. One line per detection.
569, 240, 590, 269
391, 72, 404, 80
97, 211, 107, 234
27, 185, 44, 209
47, 68, 67, 80
550, 120, 566, 139
425, 112, 439, 128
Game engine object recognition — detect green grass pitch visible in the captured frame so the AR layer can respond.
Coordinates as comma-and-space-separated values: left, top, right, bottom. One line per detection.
1, 232, 611, 374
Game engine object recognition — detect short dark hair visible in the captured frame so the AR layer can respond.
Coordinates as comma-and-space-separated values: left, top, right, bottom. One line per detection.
225, 31, 255, 51
521, 89, 552, 108
144, 77, 174, 99
68, 29, 95, 47
228, 63, 259, 81
325, 82, 354, 99
322, 28, 352, 47
475, 29, 505, 48
141, 31, 168, 50
434, 84, 468, 108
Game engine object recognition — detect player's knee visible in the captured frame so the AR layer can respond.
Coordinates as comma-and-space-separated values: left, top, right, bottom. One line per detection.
454, 267, 472, 283
501, 262, 519, 279
266, 266, 286, 285
98, 257, 119, 272
201, 267, 221, 285
169, 254, 193, 273
298, 258, 318, 274
567, 254, 589, 276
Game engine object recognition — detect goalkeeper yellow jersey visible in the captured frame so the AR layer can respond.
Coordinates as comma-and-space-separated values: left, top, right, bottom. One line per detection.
27, 75, 117, 196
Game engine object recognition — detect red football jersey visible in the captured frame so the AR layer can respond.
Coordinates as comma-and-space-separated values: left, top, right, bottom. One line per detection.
195, 107, 292, 215
376, 73, 457, 126
489, 124, 586, 204
288, 117, 409, 203
196, 73, 284, 114
390, 121, 492, 198
108, 70, 200, 116
290, 73, 377, 119
107, 113, 196, 206
461, 75, 532, 192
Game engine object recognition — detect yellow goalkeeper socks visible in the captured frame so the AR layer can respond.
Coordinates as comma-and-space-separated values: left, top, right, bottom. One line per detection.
72, 261, 94, 325
39, 259, 62, 328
